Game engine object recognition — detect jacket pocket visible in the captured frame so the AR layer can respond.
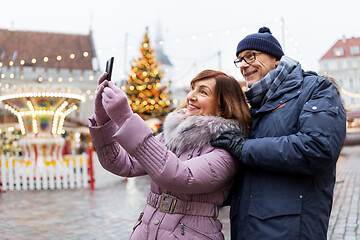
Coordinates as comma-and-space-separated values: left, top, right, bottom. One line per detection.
129, 212, 144, 238
247, 193, 302, 240
303, 100, 338, 115
301, 100, 339, 137
173, 222, 223, 240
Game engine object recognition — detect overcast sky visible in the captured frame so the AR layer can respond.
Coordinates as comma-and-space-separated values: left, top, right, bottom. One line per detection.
1, 0, 360, 87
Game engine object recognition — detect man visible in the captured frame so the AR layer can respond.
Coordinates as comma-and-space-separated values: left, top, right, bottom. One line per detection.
211, 27, 346, 239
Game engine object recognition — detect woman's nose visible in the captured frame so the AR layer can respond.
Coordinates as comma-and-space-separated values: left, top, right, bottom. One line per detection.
187, 91, 197, 101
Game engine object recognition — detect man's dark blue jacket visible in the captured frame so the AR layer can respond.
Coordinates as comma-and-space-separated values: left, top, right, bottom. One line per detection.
231, 64, 346, 240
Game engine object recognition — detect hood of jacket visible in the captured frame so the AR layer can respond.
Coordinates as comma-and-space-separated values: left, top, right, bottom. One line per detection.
163, 109, 242, 155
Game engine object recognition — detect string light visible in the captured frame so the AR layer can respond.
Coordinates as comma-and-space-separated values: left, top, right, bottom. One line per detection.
0, 92, 85, 102
341, 87, 360, 98
0, 51, 90, 68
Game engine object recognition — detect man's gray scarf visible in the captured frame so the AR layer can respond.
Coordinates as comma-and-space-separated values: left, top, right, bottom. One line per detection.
245, 56, 299, 107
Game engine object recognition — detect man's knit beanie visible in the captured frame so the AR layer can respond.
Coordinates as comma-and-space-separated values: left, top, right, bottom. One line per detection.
236, 27, 284, 59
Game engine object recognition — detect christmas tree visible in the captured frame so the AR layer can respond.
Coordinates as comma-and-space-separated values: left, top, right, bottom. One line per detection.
125, 28, 171, 120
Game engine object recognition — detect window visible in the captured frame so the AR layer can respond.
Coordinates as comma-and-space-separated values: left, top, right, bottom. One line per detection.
334, 47, 344, 56
347, 60, 353, 69
337, 61, 342, 70
349, 78, 354, 89
350, 46, 360, 55
323, 62, 329, 71
338, 79, 343, 86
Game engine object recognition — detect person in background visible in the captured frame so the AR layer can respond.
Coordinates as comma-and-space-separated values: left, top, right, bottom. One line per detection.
211, 27, 346, 240
62, 132, 72, 156
88, 69, 251, 239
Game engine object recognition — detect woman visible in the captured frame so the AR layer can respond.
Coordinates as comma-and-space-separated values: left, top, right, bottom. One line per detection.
88, 69, 251, 239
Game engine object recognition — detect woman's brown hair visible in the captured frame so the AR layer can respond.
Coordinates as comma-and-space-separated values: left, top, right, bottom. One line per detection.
179, 69, 252, 136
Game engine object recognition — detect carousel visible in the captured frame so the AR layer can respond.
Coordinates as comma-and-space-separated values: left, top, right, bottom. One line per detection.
0, 84, 84, 169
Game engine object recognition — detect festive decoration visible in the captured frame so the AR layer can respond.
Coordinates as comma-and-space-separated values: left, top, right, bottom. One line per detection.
125, 28, 171, 119
0, 84, 84, 169
0, 51, 90, 68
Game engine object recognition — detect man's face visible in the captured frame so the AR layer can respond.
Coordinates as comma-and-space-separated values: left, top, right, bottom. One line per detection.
237, 50, 279, 87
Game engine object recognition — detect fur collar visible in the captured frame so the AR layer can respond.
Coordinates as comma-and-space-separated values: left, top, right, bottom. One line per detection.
163, 109, 242, 155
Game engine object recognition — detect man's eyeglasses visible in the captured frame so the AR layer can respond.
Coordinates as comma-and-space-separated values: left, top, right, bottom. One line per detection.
234, 52, 262, 68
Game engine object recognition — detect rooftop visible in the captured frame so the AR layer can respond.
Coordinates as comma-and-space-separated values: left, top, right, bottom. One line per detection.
320, 37, 360, 60
0, 29, 95, 70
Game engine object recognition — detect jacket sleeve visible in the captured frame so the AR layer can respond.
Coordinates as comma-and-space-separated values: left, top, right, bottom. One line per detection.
241, 78, 347, 175
113, 114, 239, 194
88, 114, 147, 177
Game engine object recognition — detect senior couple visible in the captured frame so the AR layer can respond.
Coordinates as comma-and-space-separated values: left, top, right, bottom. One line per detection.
89, 27, 346, 239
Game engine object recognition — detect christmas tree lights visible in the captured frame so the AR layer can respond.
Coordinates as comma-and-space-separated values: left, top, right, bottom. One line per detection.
126, 28, 171, 120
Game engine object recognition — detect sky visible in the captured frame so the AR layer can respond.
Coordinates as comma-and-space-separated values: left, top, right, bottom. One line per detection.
1, 0, 360, 88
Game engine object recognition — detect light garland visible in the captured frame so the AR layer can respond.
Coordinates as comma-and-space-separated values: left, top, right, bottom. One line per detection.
52, 101, 68, 135
0, 92, 85, 102
0, 74, 96, 84
0, 51, 90, 68
95, 18, 307, 70
340, 87, 360, 99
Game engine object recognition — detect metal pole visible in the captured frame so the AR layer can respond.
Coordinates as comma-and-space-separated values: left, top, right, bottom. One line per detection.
281, 17, 286, 53
218, 51, 222, 70
123, 32, 128, 86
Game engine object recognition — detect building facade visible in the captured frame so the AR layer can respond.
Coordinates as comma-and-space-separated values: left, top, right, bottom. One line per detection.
319, 37, 360, 110
0, 28, 101, 127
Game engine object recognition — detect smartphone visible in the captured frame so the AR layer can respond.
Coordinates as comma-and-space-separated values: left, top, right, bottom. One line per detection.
105, 57, 114, 81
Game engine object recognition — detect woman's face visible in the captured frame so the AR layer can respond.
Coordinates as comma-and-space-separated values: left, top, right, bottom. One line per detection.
185, 78, 219, 117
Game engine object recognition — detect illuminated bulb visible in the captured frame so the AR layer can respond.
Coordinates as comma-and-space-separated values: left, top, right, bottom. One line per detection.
56, 55, 62, 61
9, 61, 14, 66
70, 53, 75, 59
83, 52, 89, 57
43, 57, 49, 62
32, 58, 37, 64
20, 60, 25, 65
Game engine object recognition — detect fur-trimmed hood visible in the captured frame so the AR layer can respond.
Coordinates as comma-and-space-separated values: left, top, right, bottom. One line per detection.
163, 109, 243, 155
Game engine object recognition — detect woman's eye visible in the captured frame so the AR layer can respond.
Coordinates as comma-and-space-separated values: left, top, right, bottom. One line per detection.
200, 90, 208, 95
